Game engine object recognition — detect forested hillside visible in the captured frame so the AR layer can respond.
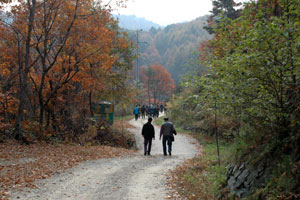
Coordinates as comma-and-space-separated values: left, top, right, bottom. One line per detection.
126, 16, 212, 83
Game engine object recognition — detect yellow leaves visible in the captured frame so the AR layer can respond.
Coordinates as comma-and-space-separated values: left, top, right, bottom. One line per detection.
0, 68, 10, 76
0, 93, 18, 127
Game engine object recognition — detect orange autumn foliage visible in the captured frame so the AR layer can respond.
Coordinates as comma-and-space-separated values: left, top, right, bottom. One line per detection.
0, 0, 135, 140
140, 64, 175, 104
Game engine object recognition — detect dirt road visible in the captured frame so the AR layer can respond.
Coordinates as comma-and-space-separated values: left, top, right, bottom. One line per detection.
10, 118, 200, 200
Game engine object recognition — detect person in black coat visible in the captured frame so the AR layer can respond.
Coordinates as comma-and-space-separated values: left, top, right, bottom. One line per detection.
142, 117, 155, 155
141, 105, 146, 119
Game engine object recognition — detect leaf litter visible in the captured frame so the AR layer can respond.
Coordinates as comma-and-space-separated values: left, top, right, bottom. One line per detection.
0, 140, 134, 199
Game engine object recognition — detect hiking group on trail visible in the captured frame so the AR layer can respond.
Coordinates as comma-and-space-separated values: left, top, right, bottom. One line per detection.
141, 116, 177, 156
133, 104, 166, 121
134, 104, 177, 156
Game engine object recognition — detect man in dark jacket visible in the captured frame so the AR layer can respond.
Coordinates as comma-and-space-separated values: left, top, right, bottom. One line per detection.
142, 117, 155, 155
159, 117, 177, 156
141, 105, 146, 119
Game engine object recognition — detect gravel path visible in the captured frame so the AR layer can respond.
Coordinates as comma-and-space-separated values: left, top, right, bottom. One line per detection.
10, 118, 200, 200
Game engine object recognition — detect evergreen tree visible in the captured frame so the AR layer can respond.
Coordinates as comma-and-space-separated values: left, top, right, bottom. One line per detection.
204, 0, 241, 34
211, 0, 241, 19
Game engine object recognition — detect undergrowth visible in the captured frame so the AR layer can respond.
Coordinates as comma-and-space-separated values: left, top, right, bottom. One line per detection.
78, 115, 136, 150
168, 129, 236, 200
97, 115, 137, 150
156, 115, 299, 199
170, 126, 300, 200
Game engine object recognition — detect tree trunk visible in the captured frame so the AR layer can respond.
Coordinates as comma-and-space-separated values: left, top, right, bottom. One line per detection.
39, 73, 46, 125
89, 91, 94, 117
147, 81, 151, 105
16, 0, 37, 141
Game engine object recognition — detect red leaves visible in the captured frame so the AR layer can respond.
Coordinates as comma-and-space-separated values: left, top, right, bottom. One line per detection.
0, 141, 133, 199
140, 64, 175, 104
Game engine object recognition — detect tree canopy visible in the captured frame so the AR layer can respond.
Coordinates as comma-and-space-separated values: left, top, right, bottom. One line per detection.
0, 0, 135, 141
139, 64, 175, 104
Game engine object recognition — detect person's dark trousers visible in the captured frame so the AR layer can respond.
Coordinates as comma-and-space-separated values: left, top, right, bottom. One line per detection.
144, 138, 152, 155
162, 135, 172, 155
135, 114, 138, 120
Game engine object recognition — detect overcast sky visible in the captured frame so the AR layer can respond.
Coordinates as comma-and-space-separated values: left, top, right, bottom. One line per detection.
112, 0, 213, 26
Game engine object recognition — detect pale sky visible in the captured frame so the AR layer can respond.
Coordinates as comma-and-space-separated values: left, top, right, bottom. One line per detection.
112, 0, 213, 26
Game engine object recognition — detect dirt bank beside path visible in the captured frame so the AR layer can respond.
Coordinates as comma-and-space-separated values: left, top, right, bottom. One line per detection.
9, 118, 200, 200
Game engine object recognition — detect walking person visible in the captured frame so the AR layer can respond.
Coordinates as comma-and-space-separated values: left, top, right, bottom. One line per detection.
160, 104, 164, 113
155, 105, 159, 118
133, 105, 139, 121
150, 105, 155, 118
142, 117, 155, 155
159, 117, 177, 156
138, 105, 141, 119
145, 105, 149, 117
141, 105, 146, 119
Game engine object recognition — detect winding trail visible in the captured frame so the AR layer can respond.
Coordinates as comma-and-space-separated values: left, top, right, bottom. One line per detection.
10, 118, 200, 200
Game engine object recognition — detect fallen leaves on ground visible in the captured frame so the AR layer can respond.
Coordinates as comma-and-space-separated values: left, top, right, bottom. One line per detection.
0, 140, 134, 199
166, 141, 217, 200
167, 158, 215, 200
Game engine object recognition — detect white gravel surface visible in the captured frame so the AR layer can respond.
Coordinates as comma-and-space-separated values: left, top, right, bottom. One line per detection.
10, 117, 200, 200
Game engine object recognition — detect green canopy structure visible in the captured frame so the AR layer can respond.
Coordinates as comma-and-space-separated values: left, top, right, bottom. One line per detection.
92, 101, 114, 125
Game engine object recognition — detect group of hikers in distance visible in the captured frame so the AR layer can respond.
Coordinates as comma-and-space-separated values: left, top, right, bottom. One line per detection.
134, 104, 176, 156
133, 104, 166, 121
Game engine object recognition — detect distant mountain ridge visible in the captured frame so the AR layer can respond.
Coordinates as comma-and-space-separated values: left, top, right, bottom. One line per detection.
113, 15, 162, 31
125, 16, 212, 83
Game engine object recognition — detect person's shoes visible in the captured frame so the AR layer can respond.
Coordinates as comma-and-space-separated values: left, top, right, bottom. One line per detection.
144, 152, 147, 156
169, 151, 171, 156
148, 152, 151, 156
163, 153, 167, 156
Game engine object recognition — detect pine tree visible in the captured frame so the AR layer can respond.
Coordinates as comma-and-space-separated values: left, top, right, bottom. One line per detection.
204, 0, 241, 34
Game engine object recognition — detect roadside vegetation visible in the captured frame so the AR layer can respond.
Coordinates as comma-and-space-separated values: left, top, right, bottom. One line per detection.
168, 132, 235, 200
155, 117, 229, 199
154, 115, 235, 200
166, 0, 300, 199
100, 115, 137, 150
